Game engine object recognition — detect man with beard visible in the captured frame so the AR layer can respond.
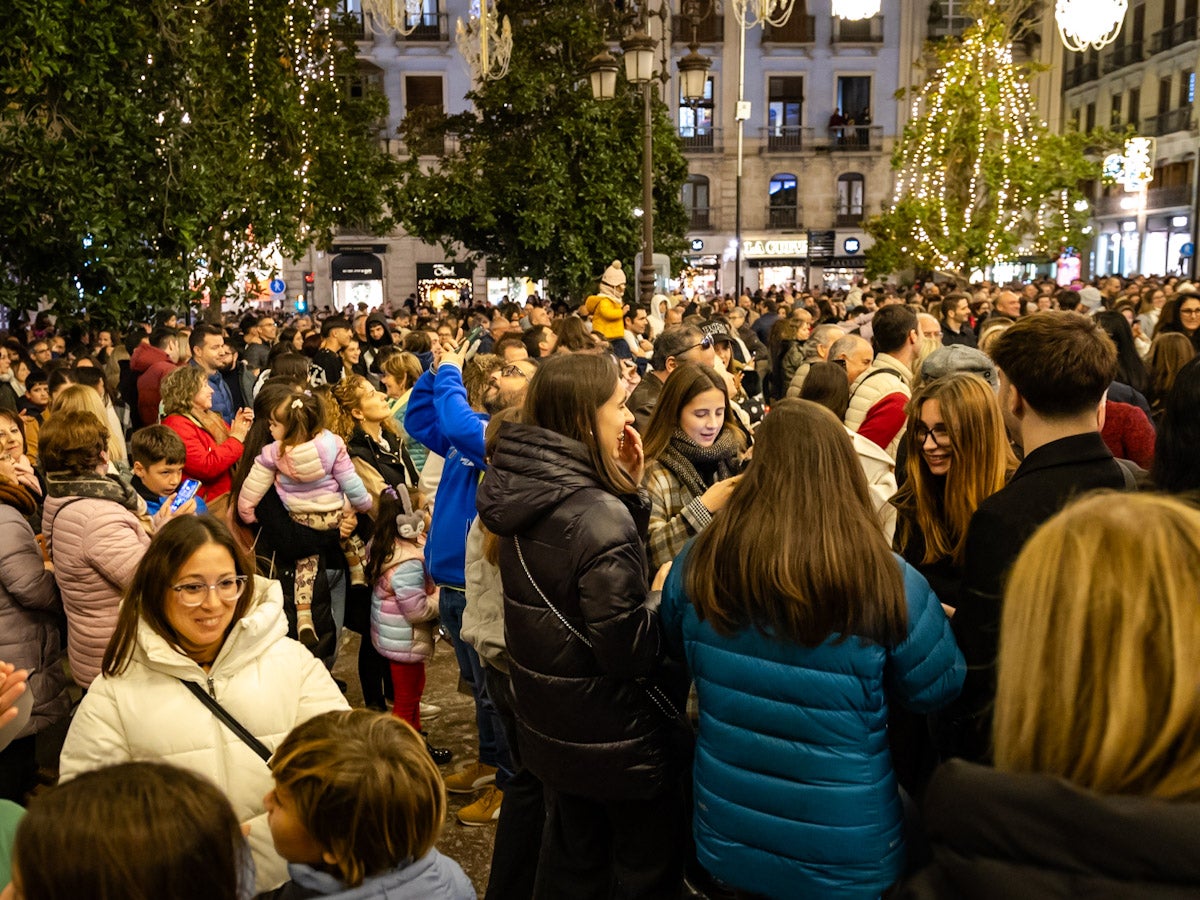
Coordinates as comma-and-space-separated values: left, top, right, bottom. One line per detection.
405, 349, 536, 826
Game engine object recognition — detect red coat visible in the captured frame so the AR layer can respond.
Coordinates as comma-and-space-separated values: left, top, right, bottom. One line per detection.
131, 343, 182, 425
163, 413, 244, 502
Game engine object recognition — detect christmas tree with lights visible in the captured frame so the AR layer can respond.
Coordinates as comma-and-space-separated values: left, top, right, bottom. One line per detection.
866, 0, 1104, 281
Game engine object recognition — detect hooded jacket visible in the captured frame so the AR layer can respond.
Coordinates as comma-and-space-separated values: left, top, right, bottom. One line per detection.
58, 581, 349, 894
475, 421, 687, 802
130, 342, 181, 425
262, 850, 475, 899
901, 760, 1200, 899
371, 539, 439, 664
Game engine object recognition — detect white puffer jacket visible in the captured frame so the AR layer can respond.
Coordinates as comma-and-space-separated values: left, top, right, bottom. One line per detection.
844, 352, 913, 458
58, 580, 349, 893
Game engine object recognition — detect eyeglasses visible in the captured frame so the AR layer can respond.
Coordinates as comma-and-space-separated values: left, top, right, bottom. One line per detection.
171, 576, 249, 607
913, 424, 952, 448
677, 335, 714, 356
1180, 307, 1200, 317
499, 364, 529, 379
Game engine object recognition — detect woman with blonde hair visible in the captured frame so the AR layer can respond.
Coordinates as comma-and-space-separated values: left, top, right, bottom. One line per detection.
161, 365, 251, 516
660, 400, 964, 899
378, 350, 430, 473
890, 373, 1015, 606
905, 493, 1200, 897
49, 384, 129, 475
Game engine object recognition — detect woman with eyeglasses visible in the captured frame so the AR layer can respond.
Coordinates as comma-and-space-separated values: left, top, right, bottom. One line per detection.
58, 515, 348, 894
642, 363, 747, 571
890, 373, 1015, 609
1156, 294, 1200, 351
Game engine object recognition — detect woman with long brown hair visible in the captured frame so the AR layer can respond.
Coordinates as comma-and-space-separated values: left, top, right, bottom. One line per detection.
476, 353, 688, 899
641, 363, 745, 571
660, 399, 963, 899
907, 493, 1200, 896
890, 373, 1015, 606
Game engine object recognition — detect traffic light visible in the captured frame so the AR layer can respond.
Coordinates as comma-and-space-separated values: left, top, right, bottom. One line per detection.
303, 271, 315, 305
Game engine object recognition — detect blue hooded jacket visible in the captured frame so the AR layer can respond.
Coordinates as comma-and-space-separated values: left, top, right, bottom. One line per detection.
660, 547, 965, 900
403, 364, 487, 587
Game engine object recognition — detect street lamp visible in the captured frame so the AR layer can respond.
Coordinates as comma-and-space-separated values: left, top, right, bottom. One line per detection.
586, 50, 620, 102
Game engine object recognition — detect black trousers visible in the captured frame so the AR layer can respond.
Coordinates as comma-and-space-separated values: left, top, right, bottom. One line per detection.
533, 781, 687, 900
483, 667, 543, 900
0, 735, 37, 803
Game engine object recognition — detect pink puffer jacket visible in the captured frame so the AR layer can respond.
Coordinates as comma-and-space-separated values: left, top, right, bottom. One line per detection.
42, 494, 151, 687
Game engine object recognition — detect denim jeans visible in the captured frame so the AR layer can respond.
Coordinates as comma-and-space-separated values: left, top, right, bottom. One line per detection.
438, 586, 514, 788
322, 568, 346, 670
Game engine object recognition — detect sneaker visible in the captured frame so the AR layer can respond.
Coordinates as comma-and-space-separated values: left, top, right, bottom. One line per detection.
456, 785, 502, 826
442, 762, 497, 794
419, 701, 442, 721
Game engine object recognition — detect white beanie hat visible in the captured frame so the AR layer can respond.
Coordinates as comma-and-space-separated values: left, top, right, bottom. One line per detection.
601, 259, 626, 291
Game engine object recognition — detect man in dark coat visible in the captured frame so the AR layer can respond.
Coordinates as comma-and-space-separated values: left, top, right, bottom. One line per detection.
943, 312, 1130, 762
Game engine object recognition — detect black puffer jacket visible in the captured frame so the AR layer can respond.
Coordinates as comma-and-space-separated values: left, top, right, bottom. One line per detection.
475, 420, 687, 802
902, 759, 1200, 899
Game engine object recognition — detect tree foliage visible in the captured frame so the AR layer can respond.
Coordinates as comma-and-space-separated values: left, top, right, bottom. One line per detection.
391, 0, 689, 298
865, 0, 1114, 281
0, 0, 399, 325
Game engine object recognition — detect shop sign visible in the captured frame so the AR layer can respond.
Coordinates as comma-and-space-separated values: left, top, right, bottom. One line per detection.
742, 237, 808, 259
417, 262, 473, 280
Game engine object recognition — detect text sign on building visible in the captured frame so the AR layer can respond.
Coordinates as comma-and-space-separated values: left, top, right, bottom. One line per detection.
742, 237, 809, 259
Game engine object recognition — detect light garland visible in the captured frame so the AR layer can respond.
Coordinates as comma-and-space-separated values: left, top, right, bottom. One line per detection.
730, 0, 795, 29
831, 0, 881, 21
456, 0, 512, 82
1055, 0, 1128, 52
363, 0, 426, 37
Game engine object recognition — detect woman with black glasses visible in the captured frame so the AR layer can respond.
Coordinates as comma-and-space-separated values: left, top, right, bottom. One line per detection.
59, 515, 348, 895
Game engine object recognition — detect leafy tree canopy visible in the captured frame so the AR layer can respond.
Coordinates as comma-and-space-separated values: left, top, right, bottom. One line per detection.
0, 0, 398, 325
391, 0, 689, 298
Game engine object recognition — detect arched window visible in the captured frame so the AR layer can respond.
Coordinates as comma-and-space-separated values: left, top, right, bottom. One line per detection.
683, 175, 711, 230
837, 172, 865, 225
768, 173, 798, 229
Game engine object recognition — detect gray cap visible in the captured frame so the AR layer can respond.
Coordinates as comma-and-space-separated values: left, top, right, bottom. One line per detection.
1078, 286, 1103, 311
919, 345, 999, 389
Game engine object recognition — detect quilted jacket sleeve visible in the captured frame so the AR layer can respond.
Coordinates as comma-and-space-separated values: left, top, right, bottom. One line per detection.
658, 543, 692, 662
0, 512, 57, 612
328, 436, 373, 512
236, 452, 278, 524
58, 679, 133, 780
886, 559, 965, 714
576, 499, 663, 679
83, 506, 151, 591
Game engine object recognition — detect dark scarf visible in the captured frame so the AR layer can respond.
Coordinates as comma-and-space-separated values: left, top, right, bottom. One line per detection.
0, 480, 37, 517
44, 471, 143, 514
658, 428, 740, 498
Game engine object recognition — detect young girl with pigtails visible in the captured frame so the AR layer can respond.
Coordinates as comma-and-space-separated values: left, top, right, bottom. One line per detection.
236, 385, 374, 646
365, 485, 442, 742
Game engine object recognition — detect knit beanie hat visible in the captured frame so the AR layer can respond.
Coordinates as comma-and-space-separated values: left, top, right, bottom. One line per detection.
601, 260, 626, 293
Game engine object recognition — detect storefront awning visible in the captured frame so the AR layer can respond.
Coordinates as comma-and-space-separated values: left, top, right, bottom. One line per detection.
332, 253, 383, 281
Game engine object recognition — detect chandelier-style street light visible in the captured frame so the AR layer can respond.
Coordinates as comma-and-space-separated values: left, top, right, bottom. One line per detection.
731, 0, 795, 28
363, 0, 425, 37
456, 0, 513, 82
1055, 0, 1128, 52
831, 0, 881, 20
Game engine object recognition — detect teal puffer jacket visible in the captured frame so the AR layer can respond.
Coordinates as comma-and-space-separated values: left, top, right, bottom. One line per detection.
660, 549, 964, 900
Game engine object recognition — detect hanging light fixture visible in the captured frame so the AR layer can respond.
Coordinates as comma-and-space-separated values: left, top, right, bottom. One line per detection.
1055, 0, 1128, 52
363, 0, 425, 37
831, 0, 881, 20
730, 0, 795, 28
586, 49, 620, 102
456, 0, 513, 82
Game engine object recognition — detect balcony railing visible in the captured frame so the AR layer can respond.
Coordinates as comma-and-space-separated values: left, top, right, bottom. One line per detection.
836, 208, 865, 227
1146, 184, 1192, 208
331, 10, 366, 43
1103, 40, 1145, 73
767, 205, 800, 229
1152, 17, 1199, 53
825, 125, 883, 152
688, 207, 714, 230
1145, 107, 1195, 135
1063, 61, 1099, 90
832, 16, 883, 43
759, 126, 810, 152
678, 126, 721, 153
672, 13, 723, 43
762, 14, 816, 43
396, 13, 448, 42
400, 131, 461, 158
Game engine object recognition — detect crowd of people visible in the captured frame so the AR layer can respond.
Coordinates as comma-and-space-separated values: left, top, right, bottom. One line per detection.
0, 262, 1198, 898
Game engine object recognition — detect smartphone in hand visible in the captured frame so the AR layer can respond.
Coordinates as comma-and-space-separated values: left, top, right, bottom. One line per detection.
457, 324, 485, 353
170, 478, 203, 513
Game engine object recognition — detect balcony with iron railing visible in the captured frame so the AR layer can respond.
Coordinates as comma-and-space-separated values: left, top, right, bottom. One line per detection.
832, 15, 883, 44
672, 13, 723, 43
766, 204, 802, 230
1103, 40, 1146, 73
1147, 183, 1192, 208
331, 10, 367, 43
824, 125, 883, 152
836, 206, 865, 227
679, 126, 721, 153
688, 206, 715, 230
762, 14, 816, 43
399, 131, 461, 158
1063, 60, 1100, 90
1151, 16, 1199, 53
758, 126, 811, 153
395, 13, 449, 42
1145, 107, 1195, 136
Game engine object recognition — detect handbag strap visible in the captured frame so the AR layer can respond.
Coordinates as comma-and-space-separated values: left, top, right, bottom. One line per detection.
179, 679, 272, 763
512, 536, 682, 721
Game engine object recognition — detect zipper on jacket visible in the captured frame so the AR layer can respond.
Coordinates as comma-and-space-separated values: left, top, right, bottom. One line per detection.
206, 676, 216, 699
